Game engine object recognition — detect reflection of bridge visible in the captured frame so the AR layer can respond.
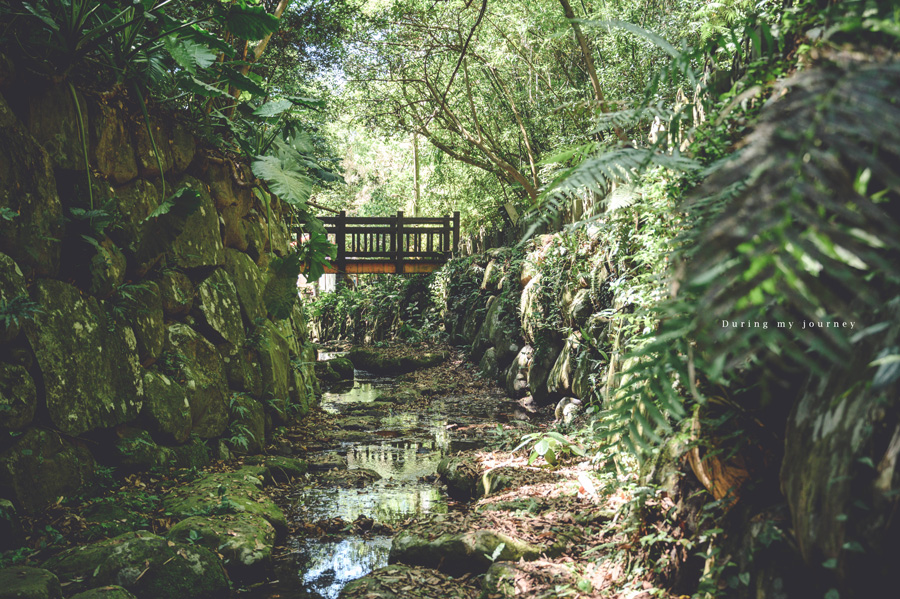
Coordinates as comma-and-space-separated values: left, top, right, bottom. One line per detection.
322, 211, 460, 274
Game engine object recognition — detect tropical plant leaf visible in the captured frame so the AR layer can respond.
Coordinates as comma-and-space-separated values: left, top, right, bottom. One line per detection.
163, 35, 216, 75
253, 98, 294, 118
251, 155, 313, 208
215, 1, 280, 41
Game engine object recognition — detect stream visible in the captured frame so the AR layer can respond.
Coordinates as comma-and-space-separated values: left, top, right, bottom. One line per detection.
241, 353, 503, 599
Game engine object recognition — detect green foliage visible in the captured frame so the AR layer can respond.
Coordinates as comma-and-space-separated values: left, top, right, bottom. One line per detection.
512, 430, 586, 467
0, 294, 41, 329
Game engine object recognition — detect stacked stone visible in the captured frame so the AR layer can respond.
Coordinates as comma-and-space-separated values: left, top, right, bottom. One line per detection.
0, 75, 318, 522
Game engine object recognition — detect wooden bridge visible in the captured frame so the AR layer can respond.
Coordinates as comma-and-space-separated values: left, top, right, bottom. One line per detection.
321, 210, 460, 274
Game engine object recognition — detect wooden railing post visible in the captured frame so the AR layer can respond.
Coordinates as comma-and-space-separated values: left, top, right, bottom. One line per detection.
443, 214, 451, 258
336, 210, 346, 286
395, 210, 404, 274
452, 211, 460, 256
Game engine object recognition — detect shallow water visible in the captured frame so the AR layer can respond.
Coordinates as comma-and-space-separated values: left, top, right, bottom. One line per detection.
241, 367, 451, 598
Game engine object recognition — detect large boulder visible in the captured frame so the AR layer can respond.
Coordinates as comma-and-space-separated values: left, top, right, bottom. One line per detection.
166, 513, 276, 579
219, 343, 264, 398
111, 428, 174, 471
167, 176, 225, 270
226, 393, 265, 454
43, 531, 227, 599
195, 269, 245, 347
346, 347, 448, 375
162, 324, 228, 438
170, 123, 195, 173
527, 340, 563, 405
26, 84, 88, 171
0, 363, 37, 430
562, 287, 593, 328
24, 280, 143, 435
109, 179, 159, 252
118, 282, 165, 365
251, 320, 292, 414
0, 428, 94, 514
505, 345, 533, 399
473, 294, 520, 366
133, 116, 173, 177
478, 347, 500, 381
157, 269, 194, 317
389, 529, 545, 575
519, 274, 544, 345
546, 335, 579, 397
85, 236, 127, 299
89, 100, 137, 184
223, 249, 266, 322
161, 470, 287, 535
0, 566, 61, 599
141, 371, 191, 444
461, 296, 492, 345
0, 95, 63, 277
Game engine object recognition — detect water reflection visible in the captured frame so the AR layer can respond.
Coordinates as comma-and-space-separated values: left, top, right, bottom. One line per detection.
299, 537, 392, 599
261, 372, 453, 599
321, 382, 381, 413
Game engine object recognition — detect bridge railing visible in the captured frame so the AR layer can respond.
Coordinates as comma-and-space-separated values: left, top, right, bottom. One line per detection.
321, 210, 460, 274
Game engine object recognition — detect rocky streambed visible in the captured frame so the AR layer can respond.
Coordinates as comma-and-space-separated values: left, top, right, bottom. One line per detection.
1, 344, 630, 599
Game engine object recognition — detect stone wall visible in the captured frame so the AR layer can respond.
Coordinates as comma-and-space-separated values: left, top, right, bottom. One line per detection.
0, 73, 318, 520
442, 233, 614, 409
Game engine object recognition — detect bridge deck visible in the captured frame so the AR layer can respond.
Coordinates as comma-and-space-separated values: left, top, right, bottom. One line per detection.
322, 210, 460, 274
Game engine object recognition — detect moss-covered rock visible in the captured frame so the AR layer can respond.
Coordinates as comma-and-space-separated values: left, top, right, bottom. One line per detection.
141, 371, 191, 444
89, 101, 137, 184
43, 531, 227, 599
24, 280, 143, 435
166, 513, 275, 579
505, 345, 532, 399
157, 269, 194, 317
437, 457, 480, 501
170, 124, 195, 173
0, 94, 63, 278
244, 455, 308, 483
70, 586, 137, 599
546, 335, 578, 397
0, 566, 62, 599
527, 340, 562, 405
389, 529, 544, 575
87, 236, 127, 299
109, 179, 159, 252
461, 296, 491, 345
78, 502, 147, 542
0, 363, 36, 430
170, 437, 211, 470
0, 252, 27, 343
167, 176, 224, 270
315, 357, 354, 383
223, 248, 266, 322
119, 282, 165, 364
195, 269, 244, 346
162, 324, 228, 438
26, 83, 88, 171
219, 344, 264, 398
473, 294, 520, 367
226, 393, 265, 455
478, 347, 500, 380
251, 320, 293, 419
112, 428, 174, 471
346, 348, 448, 375
0, 428, 94, 514
161, 471, 287, 536
134, 116, 173, 177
